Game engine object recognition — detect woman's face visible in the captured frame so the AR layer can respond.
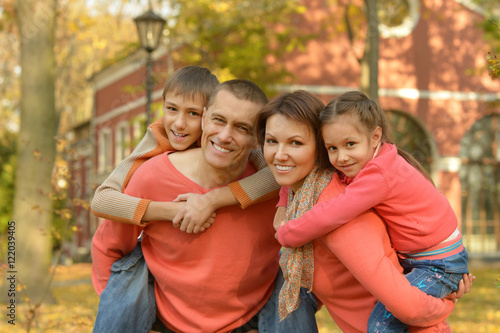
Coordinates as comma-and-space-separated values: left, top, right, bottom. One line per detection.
264, 114, 317, 192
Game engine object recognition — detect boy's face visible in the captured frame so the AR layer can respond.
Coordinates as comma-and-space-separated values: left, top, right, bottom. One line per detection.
163, 92, 204, 151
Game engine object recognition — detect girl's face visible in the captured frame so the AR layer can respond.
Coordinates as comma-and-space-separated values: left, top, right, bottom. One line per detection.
264, 114, 317, 192
322, 114, 381, 178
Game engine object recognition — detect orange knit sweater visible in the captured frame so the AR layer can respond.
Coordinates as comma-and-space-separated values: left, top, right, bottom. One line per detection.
91, 152, 281, 332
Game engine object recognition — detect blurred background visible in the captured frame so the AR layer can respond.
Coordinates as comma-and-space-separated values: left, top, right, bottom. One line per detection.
1, 0, 500, 331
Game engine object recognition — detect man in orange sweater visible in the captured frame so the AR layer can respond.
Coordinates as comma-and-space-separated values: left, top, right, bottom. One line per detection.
92, 80, 317, 333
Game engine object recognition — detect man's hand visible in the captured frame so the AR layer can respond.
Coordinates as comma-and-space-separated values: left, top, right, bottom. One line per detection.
172, 193, 217, 233
446, 273, 475, 301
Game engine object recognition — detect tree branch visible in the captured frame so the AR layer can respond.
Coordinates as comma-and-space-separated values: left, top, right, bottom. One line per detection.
343, 0, 362, 65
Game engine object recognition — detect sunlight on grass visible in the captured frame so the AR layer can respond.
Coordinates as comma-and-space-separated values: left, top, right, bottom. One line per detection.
315, 267, 500, 332
0, 264, 499, 332
0, 264, 99, 333
447, 268, 500, 333
316, 306, 342, 333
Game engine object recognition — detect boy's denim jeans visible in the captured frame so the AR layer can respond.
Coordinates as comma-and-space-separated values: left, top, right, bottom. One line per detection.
258, 268, 319, 333
367, 248, 469, 333
93, 241, 156, 333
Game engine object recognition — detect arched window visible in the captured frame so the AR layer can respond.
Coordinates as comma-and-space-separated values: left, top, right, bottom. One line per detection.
460, 114, 500, 254
378, 0, 420, 39
385, 110, 434, 174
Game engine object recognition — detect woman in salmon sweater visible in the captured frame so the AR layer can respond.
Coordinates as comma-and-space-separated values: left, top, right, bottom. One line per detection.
255, 90, 472, 332
276, 91, 469, 332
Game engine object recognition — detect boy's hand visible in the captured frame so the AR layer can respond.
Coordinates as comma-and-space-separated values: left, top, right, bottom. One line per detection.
173, 193, 217, 233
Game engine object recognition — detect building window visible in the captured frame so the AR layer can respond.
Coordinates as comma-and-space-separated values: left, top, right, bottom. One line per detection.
115, 121, 130, 166
460, 114, 500, 254
385, 110, 434, 174
84, 158, 92, 198
132, 115, 146, 149
98, 128, 112, 175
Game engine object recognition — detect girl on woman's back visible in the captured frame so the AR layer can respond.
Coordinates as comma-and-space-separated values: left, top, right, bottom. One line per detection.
276, 91, 469, 332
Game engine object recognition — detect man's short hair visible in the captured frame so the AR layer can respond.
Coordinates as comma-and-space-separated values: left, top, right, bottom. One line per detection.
206, 79, 268, 110
162, 66, 220, 106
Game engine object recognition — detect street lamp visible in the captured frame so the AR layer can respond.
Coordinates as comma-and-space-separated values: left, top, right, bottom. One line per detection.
134, 9, 166, 130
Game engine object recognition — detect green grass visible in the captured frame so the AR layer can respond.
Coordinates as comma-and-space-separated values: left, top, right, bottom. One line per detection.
447, 268, 500, 332
0, 265, 499, 332
315, 267, 500, 332
0, 264, 99, 333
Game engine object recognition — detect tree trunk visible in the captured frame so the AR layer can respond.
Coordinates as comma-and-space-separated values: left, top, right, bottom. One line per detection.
360, 0, 379, 102
14, 0, 57, 305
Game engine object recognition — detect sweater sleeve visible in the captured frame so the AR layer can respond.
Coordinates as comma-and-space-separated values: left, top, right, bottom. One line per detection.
277, 163, 390, 247
90, 119, 173, 226
277, 186, 289, 208
228, 148, 280, 209
324, 212, 454, 327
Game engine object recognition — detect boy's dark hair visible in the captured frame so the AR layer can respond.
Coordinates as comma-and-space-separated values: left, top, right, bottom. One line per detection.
162, 66, 219, 105
205, 79, 268, 110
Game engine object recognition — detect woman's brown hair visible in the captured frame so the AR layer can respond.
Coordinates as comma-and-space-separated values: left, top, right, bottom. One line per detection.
256, 90, 330, 170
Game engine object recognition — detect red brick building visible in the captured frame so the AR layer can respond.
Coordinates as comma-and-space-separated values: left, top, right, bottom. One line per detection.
67, 0, 500, 259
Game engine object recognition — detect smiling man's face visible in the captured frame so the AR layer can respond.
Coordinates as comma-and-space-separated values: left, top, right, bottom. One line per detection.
200, 89, 260, 173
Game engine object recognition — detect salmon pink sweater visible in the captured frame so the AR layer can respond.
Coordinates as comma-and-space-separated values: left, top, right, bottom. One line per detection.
311, 174, 454, 332
91, 152, 281, 333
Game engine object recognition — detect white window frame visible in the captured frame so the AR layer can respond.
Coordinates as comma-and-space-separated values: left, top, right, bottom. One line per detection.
379, 0, 420, 39
98, 127, 112, 175
132, 115, 146, 149
115, 121, 131, 167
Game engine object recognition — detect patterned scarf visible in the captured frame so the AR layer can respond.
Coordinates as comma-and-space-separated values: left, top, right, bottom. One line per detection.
278, 164, 334, 321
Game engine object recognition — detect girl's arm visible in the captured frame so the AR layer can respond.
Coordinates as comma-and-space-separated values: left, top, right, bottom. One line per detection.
326, 211, 454, 327
277, 164, 389, 247
172, 149, 281, 233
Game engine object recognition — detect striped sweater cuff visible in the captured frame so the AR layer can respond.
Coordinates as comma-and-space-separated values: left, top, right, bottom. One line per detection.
133, 199, 152, 226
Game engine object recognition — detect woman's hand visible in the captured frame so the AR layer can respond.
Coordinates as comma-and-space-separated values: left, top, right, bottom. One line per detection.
273, 206, 287, 240
273, 206, 286, 231
446, 273, 475, 301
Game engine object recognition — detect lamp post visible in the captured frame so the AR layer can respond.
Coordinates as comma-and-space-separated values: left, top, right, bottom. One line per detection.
134, 9, 166, 131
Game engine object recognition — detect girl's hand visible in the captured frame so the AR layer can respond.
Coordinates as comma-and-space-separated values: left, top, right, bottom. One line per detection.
446, 273, 475, 301
173, 193, 217, 233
